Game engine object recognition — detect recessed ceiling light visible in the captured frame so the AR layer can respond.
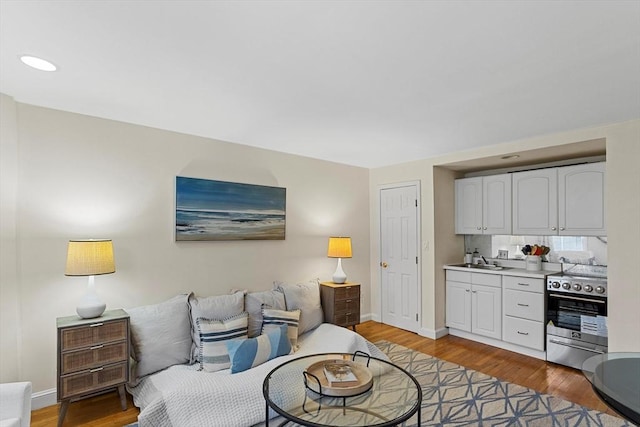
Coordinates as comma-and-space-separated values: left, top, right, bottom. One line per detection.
19, 55, 57, 71
501, 155, 520, 160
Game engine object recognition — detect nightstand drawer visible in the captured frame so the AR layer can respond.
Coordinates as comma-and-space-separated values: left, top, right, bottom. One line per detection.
61, 341, 128, 375
334, 286, 360, 300
60, 319, 128, 351
334, 299, 360, 314
334, 313, 359, 326
59, 361, 128, 400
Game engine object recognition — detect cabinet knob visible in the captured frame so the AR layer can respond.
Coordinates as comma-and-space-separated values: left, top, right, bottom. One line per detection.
551, 227, 557, 231
483, 227, 487, 230
560, 227, 565, 231
380, 262, 388, 268
476, 227, 481, 230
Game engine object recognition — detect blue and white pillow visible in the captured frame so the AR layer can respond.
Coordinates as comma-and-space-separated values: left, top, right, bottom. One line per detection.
226, 324, 291, 373
197, 312, 248, 372
261, 306, 300, 349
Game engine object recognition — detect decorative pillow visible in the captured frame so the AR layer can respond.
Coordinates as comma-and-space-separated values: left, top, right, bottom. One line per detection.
189, 291, 244, 362
127, 293, 192, 380
226, 324, 291, 373
261, 307, 301, 349
275, 280, 324, 335
198, 312, 248, 372
245, 289, 286, 337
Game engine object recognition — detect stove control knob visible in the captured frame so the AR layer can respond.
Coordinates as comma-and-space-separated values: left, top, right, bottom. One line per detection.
551, 281, 561, 289
595, 286, 606, 294
583, 285, 593, 293
573, 284, 582, 291
562, 282, 571, 290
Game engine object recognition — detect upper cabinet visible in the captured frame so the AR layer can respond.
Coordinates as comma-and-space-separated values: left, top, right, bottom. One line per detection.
512, 162, 606, 236
455, 174, 511, 235
558, 162, 606, 236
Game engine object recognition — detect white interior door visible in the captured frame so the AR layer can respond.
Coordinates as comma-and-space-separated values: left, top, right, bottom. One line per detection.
380, 184, 420, 332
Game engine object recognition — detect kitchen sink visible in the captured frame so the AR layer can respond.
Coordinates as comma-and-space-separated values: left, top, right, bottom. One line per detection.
449, 263, 510, 271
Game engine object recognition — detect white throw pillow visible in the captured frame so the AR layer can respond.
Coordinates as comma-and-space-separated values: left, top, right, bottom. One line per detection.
198, 312, 249, 372
188, 291, 245, 362
127, 293, 192, 380
275, 280, 324, 335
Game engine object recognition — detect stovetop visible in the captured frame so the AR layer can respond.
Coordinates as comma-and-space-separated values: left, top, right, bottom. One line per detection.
547, 273, 607, 297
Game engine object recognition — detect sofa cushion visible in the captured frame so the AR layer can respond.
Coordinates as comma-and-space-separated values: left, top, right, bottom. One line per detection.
275, 280, 324, 335
189, 291, 244, 362
226, 324, 291, 373
127, 294, 192, 379
245, 289, 286, 338
198, 312, 249, 372
261, 307, 300, 349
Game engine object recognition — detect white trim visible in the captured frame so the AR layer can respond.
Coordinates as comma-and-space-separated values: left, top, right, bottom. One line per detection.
378, 181, 422, 334
418, 327, 449, 340
359, 313, 373, 323
31, 388, 56, 410
448, 328, 547, 360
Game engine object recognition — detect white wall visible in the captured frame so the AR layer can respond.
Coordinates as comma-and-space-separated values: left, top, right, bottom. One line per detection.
370, 119, 640, 350
0, 99, 371, 393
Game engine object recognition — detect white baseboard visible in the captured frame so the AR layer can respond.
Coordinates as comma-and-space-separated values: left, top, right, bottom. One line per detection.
32, 388, 56, 410
359, 313, 373, 323
418, 327, 449, 340
448, 328, 547, 360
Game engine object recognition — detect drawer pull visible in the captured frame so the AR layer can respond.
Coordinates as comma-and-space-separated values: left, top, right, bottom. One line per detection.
89, 323, 104, 328
517, 283, 529, 287
517, 331, 529, 336
89, 367, 104, 373
345, 287, 351, 290
517, 303, 529, 307
90, 345, 104, 350
346, 299, 352, 303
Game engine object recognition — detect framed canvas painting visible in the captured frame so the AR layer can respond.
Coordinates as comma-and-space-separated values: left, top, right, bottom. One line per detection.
175, 176, 286, 241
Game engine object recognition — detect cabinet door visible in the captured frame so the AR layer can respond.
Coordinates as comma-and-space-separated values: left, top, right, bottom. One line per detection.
558, 162, 606, 236
455, 177, 482, 234
512, 168, 558, 235
446, 281, 471, 331
471, 284, 502, 340
483, 174, 511, 234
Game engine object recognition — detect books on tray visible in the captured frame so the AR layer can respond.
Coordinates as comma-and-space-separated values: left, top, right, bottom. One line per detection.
323, 362, 359, 387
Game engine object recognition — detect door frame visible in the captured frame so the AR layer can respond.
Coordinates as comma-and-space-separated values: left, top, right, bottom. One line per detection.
378, 180, 422, 333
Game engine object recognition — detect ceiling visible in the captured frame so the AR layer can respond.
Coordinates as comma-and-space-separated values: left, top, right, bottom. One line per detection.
1, 1, 638, 168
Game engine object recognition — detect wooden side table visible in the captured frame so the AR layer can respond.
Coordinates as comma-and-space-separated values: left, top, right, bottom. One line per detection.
320, 281, 361, 331
56, 309, 130, 427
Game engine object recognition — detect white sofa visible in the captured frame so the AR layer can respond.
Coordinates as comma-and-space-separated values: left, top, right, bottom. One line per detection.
0, 382, 32, 427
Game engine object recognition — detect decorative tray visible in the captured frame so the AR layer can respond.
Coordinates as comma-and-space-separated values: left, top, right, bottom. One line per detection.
303, 358, 373, 397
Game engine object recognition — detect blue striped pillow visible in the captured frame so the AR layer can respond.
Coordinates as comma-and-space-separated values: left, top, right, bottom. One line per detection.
261, 307, 301, 350
197, 312, 248, 372
226, 324, 291, 373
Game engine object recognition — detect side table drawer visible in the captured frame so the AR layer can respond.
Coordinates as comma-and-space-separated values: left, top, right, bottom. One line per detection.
334, 286, 360, 300
60, 319, 128, 351
334, 313, 359, 326
59, 361, 128, 400
334, 298, 359, 314
61, 341, 128, 375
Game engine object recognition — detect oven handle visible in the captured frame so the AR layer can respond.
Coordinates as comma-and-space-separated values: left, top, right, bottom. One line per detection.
548, 293, 606, 304
549, 339, 606, 354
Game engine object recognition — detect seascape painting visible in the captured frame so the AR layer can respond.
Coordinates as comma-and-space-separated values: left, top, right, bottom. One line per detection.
175, 177, 286, 241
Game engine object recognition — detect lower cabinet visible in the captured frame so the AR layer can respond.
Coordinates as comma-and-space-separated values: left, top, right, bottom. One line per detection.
502, 275, 545, 351
446, 271, 501, 340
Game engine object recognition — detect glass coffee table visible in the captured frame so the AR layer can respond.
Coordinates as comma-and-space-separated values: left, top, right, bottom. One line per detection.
582, 352, 640, 425
263, 352, 422, 426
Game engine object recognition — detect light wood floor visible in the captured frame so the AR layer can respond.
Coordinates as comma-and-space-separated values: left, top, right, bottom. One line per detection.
32, 321, 617, 426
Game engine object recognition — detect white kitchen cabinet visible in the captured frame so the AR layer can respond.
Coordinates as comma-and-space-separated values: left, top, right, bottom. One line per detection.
512, 168, 558, 235
446, 270, 501, 340
502, 275, 545, 351
455, 174, 511, 234
512, 162, 606, 236
558, 162, 606, 236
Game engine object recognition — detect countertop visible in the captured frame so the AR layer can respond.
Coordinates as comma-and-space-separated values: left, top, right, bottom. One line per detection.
444, 263, 561, 279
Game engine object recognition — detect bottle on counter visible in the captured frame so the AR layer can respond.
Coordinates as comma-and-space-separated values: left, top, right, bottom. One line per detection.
464, 250, 473, 265
472, 248, 481, 264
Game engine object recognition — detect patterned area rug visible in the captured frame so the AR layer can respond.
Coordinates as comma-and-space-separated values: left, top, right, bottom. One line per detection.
125, 341, 633, 427
376, 340, 633, 427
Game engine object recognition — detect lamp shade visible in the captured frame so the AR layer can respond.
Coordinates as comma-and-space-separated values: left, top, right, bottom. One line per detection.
327, 237, 352, 259
65, 240, 115, 276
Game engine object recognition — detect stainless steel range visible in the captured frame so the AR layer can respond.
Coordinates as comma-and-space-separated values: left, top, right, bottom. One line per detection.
546, 274, 608, 370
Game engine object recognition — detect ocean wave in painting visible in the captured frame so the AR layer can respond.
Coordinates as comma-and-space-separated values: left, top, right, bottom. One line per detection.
175, 208, 285, 241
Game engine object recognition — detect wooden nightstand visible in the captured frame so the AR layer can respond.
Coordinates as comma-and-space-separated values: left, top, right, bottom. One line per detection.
56, 309, 130, 427
320, 282, 361, 331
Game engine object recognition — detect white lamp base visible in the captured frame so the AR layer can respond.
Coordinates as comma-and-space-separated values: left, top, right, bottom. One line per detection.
77, 275, 106, 319
332, 258, 347, 284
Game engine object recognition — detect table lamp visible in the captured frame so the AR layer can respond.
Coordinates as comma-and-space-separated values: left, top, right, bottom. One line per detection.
327, 236, 352, 284
65, 239, 115, 318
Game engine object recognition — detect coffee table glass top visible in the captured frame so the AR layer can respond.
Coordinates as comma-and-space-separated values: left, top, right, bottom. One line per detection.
582, 352, 640, 424
263, 352, 421, 427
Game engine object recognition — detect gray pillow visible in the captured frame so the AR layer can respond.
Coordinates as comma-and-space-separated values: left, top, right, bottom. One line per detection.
127, 293, 192, 380
188, 291, 244, 361
275, 280, 324, 335
245, 289, 286, 337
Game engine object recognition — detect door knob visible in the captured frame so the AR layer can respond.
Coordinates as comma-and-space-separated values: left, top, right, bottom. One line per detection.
380, 262, 388, 268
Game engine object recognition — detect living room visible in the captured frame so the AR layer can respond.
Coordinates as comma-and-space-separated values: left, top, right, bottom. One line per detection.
1, 2, 639, 426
